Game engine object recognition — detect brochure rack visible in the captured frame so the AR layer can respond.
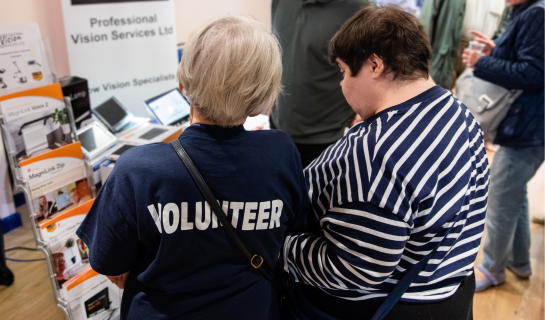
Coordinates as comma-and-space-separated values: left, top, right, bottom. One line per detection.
0, 97, 95, 320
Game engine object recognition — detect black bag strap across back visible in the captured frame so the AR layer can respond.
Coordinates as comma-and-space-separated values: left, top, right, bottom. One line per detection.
170, 140, 275, 282
369, 225, 452, 320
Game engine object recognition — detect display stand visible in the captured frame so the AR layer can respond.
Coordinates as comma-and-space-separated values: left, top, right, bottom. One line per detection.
0, 97, 95, 320
0, 43, 56, 98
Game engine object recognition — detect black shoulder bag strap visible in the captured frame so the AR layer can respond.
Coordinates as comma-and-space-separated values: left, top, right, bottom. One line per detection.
370, 226, 454, 320
170, 140, 275, 282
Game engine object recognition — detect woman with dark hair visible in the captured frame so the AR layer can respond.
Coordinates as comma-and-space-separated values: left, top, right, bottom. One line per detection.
462, 0, 544, 292
282, 5, 488, 319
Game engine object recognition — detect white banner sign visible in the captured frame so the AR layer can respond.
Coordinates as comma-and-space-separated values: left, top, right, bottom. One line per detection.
61, 0, 178, 117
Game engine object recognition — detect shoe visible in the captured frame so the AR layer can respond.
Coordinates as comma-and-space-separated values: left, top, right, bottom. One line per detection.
475, 265, 506, 292
507, 261, 532, 278
0, 267, 14, 287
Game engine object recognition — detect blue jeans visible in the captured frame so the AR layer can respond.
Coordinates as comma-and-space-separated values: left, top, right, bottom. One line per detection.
482, 145, 544, 272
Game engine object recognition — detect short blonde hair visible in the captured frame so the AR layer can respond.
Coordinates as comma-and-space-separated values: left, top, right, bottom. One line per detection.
177, 15, 282, 126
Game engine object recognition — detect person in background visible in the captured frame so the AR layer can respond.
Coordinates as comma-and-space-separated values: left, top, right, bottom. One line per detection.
283, 6, 488, 319
420, 0, 467, 89
0, 219, 14, 287
492, 5, 513, 39
270, 0, 370, 167
462, 0, 544, 292
77, 15, 308, 320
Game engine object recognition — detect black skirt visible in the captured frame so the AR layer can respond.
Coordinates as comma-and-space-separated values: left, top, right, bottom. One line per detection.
300, 272, 475, 320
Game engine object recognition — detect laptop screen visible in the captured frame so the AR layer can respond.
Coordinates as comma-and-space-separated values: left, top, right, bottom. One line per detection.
93, 98, 129, 127
78, 125, 115, 153
146, 89, 190, 126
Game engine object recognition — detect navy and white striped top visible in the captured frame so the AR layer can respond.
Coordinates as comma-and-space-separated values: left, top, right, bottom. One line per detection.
284, 86, 489, 302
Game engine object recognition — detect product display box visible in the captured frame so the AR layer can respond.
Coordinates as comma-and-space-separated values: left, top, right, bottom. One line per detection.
39, 199, 94, 286
60, 76, 92, 129
62, 268, 121, 320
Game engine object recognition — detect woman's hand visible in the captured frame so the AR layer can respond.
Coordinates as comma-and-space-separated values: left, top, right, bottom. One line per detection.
462, 49, 483, 69
107, 271, 130, 289
469, 31, 495, 56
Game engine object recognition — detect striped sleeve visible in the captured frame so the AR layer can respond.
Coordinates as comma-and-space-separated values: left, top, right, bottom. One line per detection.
284, 202, 410, 291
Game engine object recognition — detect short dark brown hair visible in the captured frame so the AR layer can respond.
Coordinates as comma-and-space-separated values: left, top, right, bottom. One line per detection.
329, 5, 431, 80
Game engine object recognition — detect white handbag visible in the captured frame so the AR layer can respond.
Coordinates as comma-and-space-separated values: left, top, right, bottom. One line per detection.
455, 68, 523, 142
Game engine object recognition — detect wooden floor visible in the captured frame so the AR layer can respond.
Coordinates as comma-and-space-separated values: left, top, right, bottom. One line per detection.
0, 207, 65, 320
474, 224, 544, 320
1, 178, 544, 319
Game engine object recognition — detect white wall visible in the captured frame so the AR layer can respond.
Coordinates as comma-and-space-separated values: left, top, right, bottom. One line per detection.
174, 0, 271, 45
0, 0, 272, 78
528, 164, 545, 218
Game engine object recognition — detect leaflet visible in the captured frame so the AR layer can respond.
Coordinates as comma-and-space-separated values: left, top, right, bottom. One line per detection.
40, 200, 94, 287
0, 83, 72, 160
62, 268, 121, 320
0, 23, 52, 95
19, 142, 91, 220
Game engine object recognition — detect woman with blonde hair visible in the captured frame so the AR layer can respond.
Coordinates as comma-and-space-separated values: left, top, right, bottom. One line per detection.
37, 195, 50, 220
77, 15, 308, 320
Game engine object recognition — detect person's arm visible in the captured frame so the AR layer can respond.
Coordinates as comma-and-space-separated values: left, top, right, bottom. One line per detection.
76, 176, 140, 279
284, 202, 410, 290
107, 272, 130, 289
473, 8, 544, 91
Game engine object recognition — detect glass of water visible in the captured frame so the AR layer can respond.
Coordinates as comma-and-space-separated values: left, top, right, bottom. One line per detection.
469, 41, 486, 55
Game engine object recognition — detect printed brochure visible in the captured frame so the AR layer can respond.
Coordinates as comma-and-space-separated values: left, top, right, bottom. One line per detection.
62, 268, 121, 320
0, 23, 53, 95
40, 200, 94, 287
0, 83, 73, 160
20, 142, 90, 220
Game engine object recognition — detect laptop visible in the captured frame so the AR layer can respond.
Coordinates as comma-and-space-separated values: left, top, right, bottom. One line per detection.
92, 97, 135, 133
77, 123, 118, 160
144, 88, 190, 127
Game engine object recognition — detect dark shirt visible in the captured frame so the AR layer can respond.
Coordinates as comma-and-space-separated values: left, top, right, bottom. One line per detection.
474, 0, 544, 147
271, 0, 370, 145
77, 124, 309, 320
